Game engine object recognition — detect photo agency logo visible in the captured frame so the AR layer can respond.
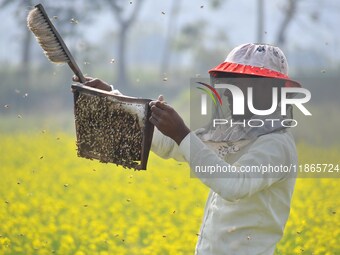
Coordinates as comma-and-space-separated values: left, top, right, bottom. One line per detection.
193, 78, 312, 128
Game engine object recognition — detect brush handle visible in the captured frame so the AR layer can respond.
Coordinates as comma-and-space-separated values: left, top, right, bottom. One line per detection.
67, 62, 86, 84
35, 4, 86, 84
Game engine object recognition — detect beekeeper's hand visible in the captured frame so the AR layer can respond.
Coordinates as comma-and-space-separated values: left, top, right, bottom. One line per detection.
149, 95, 190, 145
72, 76, 122, 95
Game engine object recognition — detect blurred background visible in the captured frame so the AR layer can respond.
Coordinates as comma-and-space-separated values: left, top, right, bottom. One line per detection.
0, 0, 339, 146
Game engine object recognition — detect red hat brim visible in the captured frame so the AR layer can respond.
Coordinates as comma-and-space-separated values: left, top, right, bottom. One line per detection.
209, 62, 301, 88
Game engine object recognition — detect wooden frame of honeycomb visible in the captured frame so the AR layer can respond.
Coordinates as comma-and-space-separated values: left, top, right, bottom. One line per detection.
71, 84, 154, 170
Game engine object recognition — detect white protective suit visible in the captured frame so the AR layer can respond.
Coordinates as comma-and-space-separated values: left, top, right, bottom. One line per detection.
151, 127, 297, 255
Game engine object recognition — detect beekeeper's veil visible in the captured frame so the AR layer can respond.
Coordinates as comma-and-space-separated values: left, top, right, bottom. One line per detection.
197, 43, 300, 146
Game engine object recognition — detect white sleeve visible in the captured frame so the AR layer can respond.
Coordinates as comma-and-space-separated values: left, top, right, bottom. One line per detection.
179, 132, 297, 202
150, 128, 186, 162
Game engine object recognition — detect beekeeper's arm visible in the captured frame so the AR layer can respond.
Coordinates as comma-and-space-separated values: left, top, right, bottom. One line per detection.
149, 99, 297, 202
151, 127, 188, 162
179, 131, 297, 201
72, 76, 122, 95
150, 96, 189, 162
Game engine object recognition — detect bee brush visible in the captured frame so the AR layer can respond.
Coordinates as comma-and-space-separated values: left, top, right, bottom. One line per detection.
27, 3, 86, 83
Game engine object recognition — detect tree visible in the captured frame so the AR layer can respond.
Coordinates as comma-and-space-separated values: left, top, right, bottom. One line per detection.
163, 1, 228, 75
160, 0, 181, 75
257, 0, 265, 43
103, 0, 146, 91
275, 0, 300, 47
0, 0, 97, 74
0, 0, 33, 71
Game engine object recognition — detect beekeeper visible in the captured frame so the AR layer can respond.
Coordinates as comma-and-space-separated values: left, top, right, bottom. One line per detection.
149, 43, 300, 255
74, 43, 300, 255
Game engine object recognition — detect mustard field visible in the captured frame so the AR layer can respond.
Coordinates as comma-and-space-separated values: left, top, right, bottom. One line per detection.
0, 134, 339, 255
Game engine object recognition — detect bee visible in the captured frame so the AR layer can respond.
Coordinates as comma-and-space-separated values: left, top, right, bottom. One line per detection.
70, 18, 78, 24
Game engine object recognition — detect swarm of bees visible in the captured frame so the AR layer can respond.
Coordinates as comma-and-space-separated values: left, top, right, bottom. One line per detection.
73, 91, 148, 170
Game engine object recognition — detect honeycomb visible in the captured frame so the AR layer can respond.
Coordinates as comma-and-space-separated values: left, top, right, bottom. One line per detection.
73, 88, 152, 170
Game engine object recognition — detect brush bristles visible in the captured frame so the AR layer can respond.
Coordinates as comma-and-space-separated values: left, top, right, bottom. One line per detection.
27, 7, 69, 63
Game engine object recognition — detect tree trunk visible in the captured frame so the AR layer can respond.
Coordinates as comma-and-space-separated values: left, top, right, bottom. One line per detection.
117, 24, 129, 91
257, 0, 264, 43
160, 0, 180, 75
104, 0, 145, 93
276, 0, 298, 46
22, 0, 33, 81
22, 27, 32, 68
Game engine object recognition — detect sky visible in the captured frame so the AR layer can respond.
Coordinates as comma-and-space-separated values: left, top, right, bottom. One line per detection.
0, 0, 339, 70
